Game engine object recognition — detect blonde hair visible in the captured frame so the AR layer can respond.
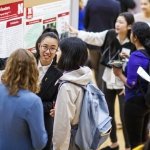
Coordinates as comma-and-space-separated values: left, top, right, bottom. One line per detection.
2, 48, 40, 96
79, 0, 84, 10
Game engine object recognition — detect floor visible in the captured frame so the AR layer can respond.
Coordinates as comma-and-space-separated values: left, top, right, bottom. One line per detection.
99, 97, 125, 150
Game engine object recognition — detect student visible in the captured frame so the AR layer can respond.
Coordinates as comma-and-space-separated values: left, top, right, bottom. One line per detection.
78, 0, 85, 30
134, 0, 150, 25
66, 12, 136, 150
35, 28, 62, 150
52, 37, 92, 150
0, 49, 47, 150
83, 0, 121, 90
113, 22, 150, 149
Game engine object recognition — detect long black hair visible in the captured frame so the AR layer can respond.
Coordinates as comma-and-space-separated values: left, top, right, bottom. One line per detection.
57, 37, 88, 71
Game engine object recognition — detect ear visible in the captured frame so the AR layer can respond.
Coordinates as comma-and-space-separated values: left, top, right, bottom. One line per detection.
127, 24, 132, 30
133, 35, 138, 42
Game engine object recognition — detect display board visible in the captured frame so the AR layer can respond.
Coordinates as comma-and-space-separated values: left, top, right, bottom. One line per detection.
0, 0, 71, 56
0, 1, 24, 57
24, 0, 70, 51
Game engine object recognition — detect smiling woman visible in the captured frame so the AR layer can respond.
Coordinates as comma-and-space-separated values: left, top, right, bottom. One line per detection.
34, 28, 62, 150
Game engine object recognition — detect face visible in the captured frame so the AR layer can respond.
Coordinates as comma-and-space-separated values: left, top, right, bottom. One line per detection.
56, 47, 62, 63
141, 0, 150, 13
39, 37, 58, 66
115, 16, 131, 34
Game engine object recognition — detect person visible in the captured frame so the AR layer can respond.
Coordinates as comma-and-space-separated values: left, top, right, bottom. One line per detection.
78, 0, 85, 30
134, 0, 150, 25
83, 0, 121, 90
113, 22, 150, 149
0, 49, 48, 150
35, 28, 62, 150
51, 37, 92, 150
0, 28, 62, 150
66, 12, 136, 150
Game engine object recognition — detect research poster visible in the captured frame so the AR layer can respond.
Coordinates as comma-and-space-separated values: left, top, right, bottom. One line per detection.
24, 0, 70, 51
0, 1, 24, 58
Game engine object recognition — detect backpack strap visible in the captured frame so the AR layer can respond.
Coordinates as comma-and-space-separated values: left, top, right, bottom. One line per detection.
58, 80, 93, 91
137, 50, 150, 97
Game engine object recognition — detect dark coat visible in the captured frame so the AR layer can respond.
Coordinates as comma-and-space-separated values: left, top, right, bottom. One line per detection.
84, 0, 121, 50
36, 57, 62, 150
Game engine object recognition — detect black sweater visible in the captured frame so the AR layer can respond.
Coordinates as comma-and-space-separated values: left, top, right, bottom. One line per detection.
84, 0, 121, 50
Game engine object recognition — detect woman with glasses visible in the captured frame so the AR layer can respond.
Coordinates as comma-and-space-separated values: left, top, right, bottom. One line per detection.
35, 28, 62, 150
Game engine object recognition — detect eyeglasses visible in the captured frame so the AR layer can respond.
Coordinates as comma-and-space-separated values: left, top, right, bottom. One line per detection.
40, 45, 58, 53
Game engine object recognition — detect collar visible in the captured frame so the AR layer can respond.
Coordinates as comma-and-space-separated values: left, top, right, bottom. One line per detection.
38, 59, 53, 69
116, 35, 130, 45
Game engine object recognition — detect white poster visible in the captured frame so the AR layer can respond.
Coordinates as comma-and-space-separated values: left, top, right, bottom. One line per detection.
0, 1, 24, 58
24, 0, 71, 52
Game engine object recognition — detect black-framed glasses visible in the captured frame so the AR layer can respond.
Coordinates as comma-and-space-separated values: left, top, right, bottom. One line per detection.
40, 45, 58, 53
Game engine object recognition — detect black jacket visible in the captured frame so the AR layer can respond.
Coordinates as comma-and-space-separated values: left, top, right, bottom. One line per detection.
36, 57, 62, 150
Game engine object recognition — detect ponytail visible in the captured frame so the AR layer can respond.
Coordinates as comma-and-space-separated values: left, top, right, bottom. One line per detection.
144, 38, 150, 52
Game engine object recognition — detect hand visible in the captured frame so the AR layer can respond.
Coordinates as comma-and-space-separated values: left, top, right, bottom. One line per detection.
50, 109, 55, 117
119, 52, 130, 59
119, 89, 125, 96
65, 22, 79, 35
113, 66, 123, 77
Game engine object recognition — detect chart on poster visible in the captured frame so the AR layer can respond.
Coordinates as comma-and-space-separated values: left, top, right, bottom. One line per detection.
0, 1, 24, 58
24, 0, 70, 51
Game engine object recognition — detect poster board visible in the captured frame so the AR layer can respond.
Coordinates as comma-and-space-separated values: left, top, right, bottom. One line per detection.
0, 1, 24, 58
0, 0, 77, 55
24, 0, 71, 51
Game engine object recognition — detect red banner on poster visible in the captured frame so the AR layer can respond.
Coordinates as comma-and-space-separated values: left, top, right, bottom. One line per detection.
43, 17, 56, 24
6, 18, 22, 28
26, 19, 42, 25
58, 12, 69, 18
0, 1, 23, 22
